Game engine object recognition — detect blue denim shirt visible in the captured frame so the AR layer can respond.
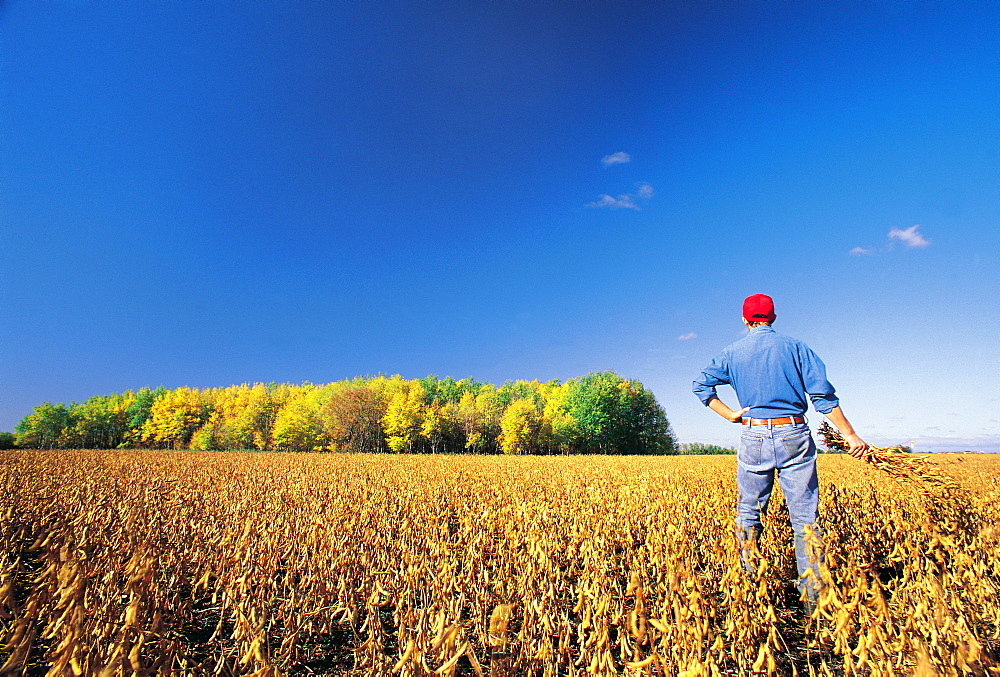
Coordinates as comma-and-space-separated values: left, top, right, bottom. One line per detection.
692, 326, 839, 418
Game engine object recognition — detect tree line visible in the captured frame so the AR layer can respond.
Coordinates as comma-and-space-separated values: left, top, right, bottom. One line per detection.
13, 372, 677, 454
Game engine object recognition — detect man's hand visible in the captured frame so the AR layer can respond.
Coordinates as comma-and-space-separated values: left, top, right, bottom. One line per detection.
707, 397, 750, 423
843, 433, 869, 459
825, 407, 869, 458
726, 406, 751, 423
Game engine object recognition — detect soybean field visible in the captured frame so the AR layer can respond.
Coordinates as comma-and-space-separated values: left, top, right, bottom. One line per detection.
1, 451, 997, 676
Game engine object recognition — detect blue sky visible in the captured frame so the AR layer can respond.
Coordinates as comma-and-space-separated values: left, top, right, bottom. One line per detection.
2, 1, 998, 451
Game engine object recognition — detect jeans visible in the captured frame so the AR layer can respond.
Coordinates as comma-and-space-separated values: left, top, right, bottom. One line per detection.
736, 422, 823, 600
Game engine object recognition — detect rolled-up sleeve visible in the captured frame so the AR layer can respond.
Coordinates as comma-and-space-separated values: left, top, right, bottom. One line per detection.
799, 346, 839, 414
693, 353, 730, 406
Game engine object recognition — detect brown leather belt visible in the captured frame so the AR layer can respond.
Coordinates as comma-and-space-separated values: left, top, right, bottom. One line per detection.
741, 416, 805, 426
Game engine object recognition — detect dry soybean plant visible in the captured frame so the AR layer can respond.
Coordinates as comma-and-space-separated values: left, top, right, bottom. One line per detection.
817, 423, 958, 495
1, 450, 998, 676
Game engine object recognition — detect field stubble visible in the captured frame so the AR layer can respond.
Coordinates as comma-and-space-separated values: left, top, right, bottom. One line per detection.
1, 450, 998, 676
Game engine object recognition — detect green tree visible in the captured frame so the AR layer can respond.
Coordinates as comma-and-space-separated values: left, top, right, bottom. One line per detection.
418, 375, 486, 408
679, 442, 736, 455
496, 379, 543, 410
562, 372, 676, 455
59, 394, 131, 449
123, 387, 166, 445
619, 383, 677, 455
15, 402, 71, 449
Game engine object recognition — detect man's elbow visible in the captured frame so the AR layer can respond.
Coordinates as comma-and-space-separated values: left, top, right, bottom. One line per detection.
813, 400, 840, 415
692, 386, 716, 407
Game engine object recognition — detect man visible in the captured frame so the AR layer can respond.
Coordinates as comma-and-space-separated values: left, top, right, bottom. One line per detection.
692, 294, 868, 603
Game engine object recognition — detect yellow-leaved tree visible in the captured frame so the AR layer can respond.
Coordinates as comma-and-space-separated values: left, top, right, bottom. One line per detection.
204, 383, 282, 450
383, 382, 425, 453
499, 398, 540, 455
475, 387, 504, 453
189, 422, 216, 451
454, 391, 484, 452
141, 387, 210, 449
539, 381, 576, 455
271, 385, 327, 452
421, 402, 461, 454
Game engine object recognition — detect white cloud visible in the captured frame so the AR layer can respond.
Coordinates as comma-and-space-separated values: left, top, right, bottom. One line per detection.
849, 225, 931, 256
677, 332, 698, 341
586, 194, 638, 210
601, 152, 630, 167
888, 225, 931, 248
586, 182, 654, 211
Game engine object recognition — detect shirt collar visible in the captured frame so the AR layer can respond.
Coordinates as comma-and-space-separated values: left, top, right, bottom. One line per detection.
749, 326, 775, 334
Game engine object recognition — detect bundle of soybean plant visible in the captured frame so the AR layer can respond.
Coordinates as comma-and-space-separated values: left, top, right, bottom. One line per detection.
817, 422, 957, 495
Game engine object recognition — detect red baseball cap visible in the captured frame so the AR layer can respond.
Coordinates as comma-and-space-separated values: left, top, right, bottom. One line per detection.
743, 294, 776, 323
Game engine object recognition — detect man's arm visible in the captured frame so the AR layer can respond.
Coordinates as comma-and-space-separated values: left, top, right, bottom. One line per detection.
823, 406, 869, 458
693, 353, 734, 410
706, 396, 750, 423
